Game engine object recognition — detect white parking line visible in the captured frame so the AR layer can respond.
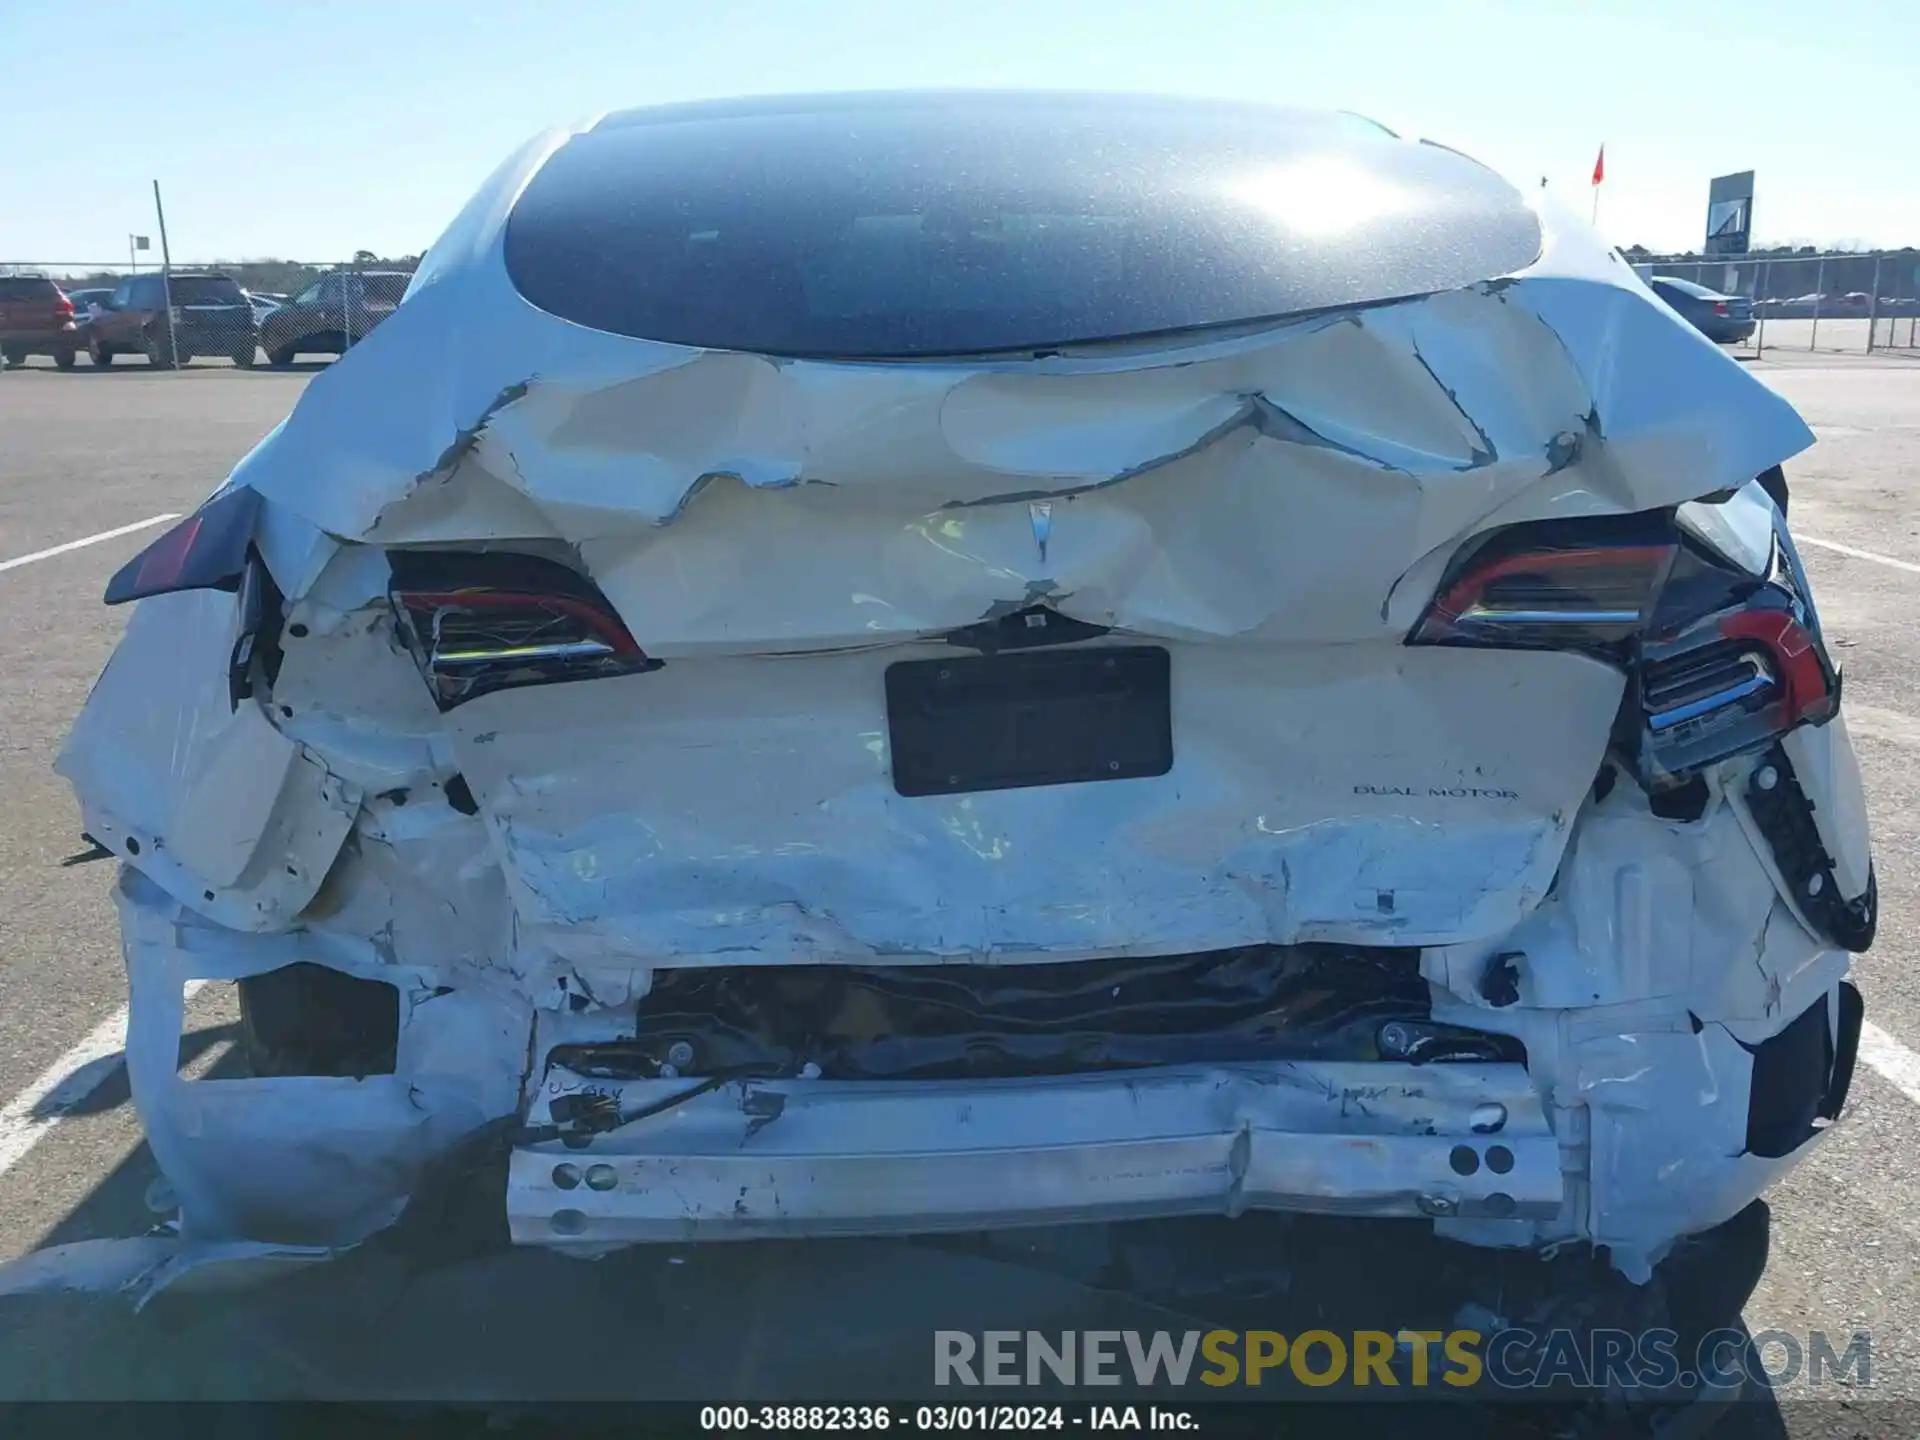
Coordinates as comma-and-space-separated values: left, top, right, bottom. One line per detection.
1860, 1023, 1920, 1110
0, 983, 205, 1181
0, 514, 180, 576
1797, 534, 1920, 576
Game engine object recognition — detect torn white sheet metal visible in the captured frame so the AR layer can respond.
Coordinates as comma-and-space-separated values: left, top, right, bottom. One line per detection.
509, 1062, 1561, 1245
115, 871, 528, 1245
52, 106, 1864, 1281
1574, 1015, 1816, 1263
0, 1235, 183, 1299
1425, 761, 1840, 1023
55, 589, 361, 933
0, 1234, 335, 1308
223, 186, 1810, 658
451, 643, 1620, 964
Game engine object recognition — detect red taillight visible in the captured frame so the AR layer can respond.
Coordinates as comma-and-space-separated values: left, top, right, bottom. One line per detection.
1639, 610, 1836, 783
392, 588, 642, 661
104, 486, 262, 605
55, 295, 74, 316
1410, 540, 1677, 654
388, 551, 661, 710
1715, 609, 1832, 723
1412, 509, 1843, 786
1713, 302, 1730, 317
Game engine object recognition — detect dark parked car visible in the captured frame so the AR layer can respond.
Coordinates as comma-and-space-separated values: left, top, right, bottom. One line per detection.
259, 270, 410, 366
65, 286, 115, 318
86, 272, 260, 367
66, 287, 114, 344
0, 274, 79, 368
1647, 276, 1755, 344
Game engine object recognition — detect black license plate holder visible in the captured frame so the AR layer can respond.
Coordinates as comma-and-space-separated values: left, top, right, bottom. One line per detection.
885, 646, 1172, 798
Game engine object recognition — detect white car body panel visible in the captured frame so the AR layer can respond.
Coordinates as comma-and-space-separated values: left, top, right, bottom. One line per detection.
509, 1061, 1563, 1244
446, 645, 1621, 969
40, 104, 1869, 1292
57, 589, 360, 932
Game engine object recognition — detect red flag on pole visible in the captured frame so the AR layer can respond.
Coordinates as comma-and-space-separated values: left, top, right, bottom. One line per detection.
1591, 144, 1606, 186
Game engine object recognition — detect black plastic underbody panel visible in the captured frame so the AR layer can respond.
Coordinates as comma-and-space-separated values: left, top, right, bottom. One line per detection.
1743, 991, 1836, 1159
1744, 740, 1877, 952
1821, 980, 1864, 1123
885, 645, 1172, 797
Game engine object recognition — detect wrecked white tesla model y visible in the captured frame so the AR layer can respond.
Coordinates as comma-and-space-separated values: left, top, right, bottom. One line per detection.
59, 92, 1873, 1287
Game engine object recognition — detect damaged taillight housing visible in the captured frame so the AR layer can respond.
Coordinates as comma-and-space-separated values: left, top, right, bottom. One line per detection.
1408, 485, 1838, 785
1637, 600, 1835, 782
388, 550, 661, 710
1408, 512, 1679, 660
1410, 480, 1871, 950
101, 485, 285, 710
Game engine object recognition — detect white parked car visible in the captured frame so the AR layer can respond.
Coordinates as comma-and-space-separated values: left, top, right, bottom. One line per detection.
55, 93, 1873, 1377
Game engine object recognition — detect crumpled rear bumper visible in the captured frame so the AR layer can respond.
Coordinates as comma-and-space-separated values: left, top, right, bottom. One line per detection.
506, 1062, 1561, 1247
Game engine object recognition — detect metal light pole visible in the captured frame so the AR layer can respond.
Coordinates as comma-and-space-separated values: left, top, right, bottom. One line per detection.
152, 181, 177, 368
1867, 254, 1883, 353
1809, 257, 1826, 353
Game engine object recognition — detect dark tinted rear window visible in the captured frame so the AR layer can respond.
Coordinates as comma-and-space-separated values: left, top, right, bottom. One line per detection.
504, 92, 1541, 358
360, 274, 409, 302
171, 276, 246, 304
0, 277, 60, 301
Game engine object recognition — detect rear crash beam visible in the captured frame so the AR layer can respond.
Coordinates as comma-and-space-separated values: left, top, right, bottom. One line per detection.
506, 1061, 1557, 1247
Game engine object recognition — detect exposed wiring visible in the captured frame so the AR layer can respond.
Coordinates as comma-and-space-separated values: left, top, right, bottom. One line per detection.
519, 1065, 781, 1146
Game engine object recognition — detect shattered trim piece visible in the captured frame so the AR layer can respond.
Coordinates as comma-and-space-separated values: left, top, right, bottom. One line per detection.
0, 1234, 336, 1308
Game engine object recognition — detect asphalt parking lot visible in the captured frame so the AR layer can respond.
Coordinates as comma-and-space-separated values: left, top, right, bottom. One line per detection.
1, 356, 1919, 1429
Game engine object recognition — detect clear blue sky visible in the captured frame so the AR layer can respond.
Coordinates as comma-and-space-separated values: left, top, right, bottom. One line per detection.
5, 0, 1915, 263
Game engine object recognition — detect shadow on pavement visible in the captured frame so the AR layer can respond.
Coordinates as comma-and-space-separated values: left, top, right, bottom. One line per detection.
0, 1199, 1798, 1436
43, 1023, 238, 1122
0, 1031, 1795, 1435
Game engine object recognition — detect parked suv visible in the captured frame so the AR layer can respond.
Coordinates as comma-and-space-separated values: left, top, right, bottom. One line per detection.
260, 270, 410, 366
87, 272, 260, 367
0, 274, 79, 369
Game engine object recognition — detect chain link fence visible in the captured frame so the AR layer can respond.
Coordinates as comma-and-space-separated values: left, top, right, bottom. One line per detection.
10, 249, 1920, 371
0, 260, 416, 371
1633, 250, 1920, 358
